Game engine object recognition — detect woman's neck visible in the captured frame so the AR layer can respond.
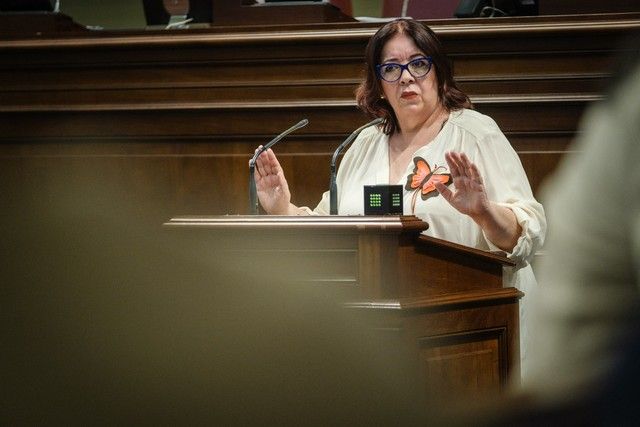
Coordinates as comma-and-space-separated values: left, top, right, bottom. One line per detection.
392, 106, 449, 152
387, 106, 450, 184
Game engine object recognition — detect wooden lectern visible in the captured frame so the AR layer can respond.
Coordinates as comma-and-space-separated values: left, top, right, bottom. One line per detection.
164, 214, 520, 400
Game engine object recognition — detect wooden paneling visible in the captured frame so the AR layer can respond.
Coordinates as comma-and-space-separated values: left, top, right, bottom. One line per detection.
1, 13, 639, 218
421, 329, 504, 397
402, 288, 521, 401
165, 215, 521, 396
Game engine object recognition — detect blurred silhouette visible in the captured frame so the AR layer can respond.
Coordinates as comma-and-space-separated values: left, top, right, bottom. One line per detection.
443, 36, 640, 427
0, 169, 429, 424
519, 39, 640, 425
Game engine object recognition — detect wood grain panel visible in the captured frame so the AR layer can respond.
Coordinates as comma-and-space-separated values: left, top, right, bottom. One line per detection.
420, 329, 503, 398
387, 288, 521, 401
1, 13, 638, 217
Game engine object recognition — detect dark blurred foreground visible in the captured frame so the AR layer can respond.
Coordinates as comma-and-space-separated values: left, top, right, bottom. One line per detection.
5, 133, 640, 425
0, 173, 429, 425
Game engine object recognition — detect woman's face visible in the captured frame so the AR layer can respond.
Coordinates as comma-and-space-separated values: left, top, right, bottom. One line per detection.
379, 33, 440, 124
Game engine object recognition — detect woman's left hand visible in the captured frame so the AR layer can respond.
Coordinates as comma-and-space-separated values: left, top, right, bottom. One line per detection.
434, 151, 490, 218
435, 151, 521, 252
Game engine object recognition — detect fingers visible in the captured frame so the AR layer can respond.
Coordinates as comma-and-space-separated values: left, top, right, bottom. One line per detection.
434, 180, 452, 201
445, 151, 484, 185
254, 147, 280, 178
444, 151, 461, 177
467, 161, 484, 185
251, 145, 264, 175
263, 149, 281, 176
254, 148, 288, 196
445, 151, 470, 176
254, 148, 266, 177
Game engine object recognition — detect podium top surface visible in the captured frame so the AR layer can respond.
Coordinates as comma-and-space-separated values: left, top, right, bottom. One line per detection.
164, 214, 515, 266
164, 214, 429, 233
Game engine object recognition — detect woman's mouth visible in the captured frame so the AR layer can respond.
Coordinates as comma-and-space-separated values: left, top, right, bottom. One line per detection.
401, 91, 418, 99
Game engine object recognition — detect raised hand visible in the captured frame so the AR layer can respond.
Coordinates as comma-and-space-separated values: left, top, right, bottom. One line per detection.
253, 147, 293, 215
435, 151, 520, 251
434, 151, 490, 218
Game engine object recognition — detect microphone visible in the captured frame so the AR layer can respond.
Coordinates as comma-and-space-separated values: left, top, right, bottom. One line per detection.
248, 119, 309, 215
329, 117, 384, 215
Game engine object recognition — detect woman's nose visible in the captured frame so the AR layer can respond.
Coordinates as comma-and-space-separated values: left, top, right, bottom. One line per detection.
399, 67, 414, 84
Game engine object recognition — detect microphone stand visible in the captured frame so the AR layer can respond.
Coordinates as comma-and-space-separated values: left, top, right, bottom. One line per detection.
248, 118, 309, 215
329, 118, 384, 215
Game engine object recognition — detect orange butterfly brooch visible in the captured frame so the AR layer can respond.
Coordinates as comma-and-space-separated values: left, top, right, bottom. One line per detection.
405, 156, 452, 213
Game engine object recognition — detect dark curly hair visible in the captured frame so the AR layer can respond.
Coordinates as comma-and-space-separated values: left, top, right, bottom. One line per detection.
355, 19, 472, 135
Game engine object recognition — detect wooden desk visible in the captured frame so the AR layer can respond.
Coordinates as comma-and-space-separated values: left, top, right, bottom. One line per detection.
165, 215, 520, 399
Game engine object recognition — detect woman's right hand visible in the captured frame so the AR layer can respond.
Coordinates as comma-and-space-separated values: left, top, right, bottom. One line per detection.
253, 147, 295, 215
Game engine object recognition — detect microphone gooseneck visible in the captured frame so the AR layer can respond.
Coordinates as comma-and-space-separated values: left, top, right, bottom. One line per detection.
249, 119, 309, 215
329, 117, 384, 215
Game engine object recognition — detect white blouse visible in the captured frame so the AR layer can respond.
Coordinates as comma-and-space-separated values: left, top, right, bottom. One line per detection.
308, 108, 546, 370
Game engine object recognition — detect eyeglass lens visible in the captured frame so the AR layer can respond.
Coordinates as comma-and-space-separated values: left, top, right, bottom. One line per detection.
378, 57, 431, 82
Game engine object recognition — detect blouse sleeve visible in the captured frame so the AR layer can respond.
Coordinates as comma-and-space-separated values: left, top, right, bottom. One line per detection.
472, 123, 546, 265
293, 191, 328, 216
312, 191, 330, 215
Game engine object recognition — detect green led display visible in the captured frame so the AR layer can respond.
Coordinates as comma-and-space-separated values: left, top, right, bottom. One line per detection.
363, 184, 403, 215
369, 193, 382, 207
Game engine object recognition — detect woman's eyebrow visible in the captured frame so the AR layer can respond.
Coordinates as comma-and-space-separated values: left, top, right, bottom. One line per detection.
380, 53, 427, 63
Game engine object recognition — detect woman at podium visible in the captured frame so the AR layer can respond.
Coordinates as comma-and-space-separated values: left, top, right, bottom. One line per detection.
253, 18, 546, 370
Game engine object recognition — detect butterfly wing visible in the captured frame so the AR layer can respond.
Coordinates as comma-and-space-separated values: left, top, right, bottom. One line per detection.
405, 157, 432, 191
421, 173, 451, 199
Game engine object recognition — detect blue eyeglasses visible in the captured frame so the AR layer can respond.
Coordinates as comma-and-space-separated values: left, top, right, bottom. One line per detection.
376, 56, 433, 83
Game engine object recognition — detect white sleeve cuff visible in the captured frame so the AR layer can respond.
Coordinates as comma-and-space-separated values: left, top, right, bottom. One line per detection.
483, 202, 545, 265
